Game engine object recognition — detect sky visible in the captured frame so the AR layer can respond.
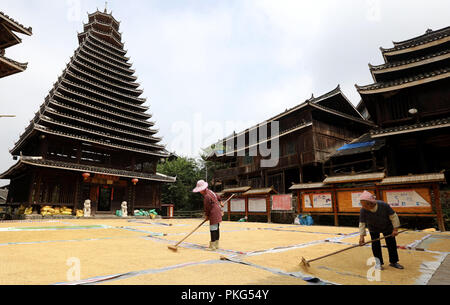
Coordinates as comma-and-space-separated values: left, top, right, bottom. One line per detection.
0, 0, 449, 184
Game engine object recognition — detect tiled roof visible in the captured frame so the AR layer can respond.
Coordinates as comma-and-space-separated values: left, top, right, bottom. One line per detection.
0, 158, 176, 183
370, 49, 450, 72
381, 26, 450, 54
356, 67, 450, 93
242, 187, 277, 196
289, 183, 327, 190
0, 11, 32, 35
323, 172, 386, 184
222, 186, 252, 194
0, 55, 27, 69
371, 117, 450, 138
380, 173, 446, 185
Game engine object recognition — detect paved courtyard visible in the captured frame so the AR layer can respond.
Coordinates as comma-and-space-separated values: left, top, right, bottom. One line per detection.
0, 218, 448, 285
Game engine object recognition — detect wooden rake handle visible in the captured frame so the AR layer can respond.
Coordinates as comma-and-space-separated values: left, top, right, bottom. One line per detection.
220, 194, 236, 207
174, 219, 208, 248
305, 229, 409, 265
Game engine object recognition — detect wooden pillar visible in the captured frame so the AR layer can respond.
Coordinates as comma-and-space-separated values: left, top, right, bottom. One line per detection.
34, 170, 42, 204
332, 188, 339, 227
299, 166, 304, 184
297, 191, 302, 214
433, 184, 446, 232
245, 196, 249, 219
73, 175, 80, 211
27, 170, 37, 204
371, 151, 377, 172
267, 196, 271, 223
131, 185, 136, 213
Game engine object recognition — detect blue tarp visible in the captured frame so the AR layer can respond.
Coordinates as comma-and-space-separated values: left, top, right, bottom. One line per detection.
337, 141, 376, 151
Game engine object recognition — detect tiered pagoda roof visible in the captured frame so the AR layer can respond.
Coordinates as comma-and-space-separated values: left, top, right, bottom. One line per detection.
9, 10, 170, 161
0, 11, 32, 78
356, 26, 450, 95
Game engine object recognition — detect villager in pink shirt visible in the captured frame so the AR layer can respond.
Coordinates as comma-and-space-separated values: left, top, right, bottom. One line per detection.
193, 180, 223, 251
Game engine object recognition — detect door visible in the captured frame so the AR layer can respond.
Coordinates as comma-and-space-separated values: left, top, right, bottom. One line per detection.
98, 186, 112, 212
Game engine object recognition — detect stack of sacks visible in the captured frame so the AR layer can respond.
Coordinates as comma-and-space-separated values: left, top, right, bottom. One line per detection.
24, 207, 33, 215
60, 207, 73, 215
41, 206, 73, 216
17, 205, 26, 215
41, 206, 55, 216
76, 209, 84, 217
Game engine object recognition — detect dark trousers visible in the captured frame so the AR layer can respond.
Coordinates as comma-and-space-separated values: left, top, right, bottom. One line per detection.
210, 224, 220, 242
369, 231, 399, 265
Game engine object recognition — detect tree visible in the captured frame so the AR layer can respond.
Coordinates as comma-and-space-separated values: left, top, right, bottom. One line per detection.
157, 157, 204, 211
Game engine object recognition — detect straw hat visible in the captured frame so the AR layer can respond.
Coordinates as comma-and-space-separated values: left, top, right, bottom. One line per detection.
193, 180, 208, 193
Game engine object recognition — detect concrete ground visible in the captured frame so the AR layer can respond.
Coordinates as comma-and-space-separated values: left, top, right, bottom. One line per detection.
0, 218, 448, 285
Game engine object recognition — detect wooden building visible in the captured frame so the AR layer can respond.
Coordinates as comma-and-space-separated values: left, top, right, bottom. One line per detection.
208, 86, 374, 194
325, 26, 450, 181
0, 11, 32, 78
0, 10, 175, 215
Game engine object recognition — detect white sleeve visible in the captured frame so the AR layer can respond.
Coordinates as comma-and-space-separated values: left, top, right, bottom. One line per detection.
359, 223, 367, 236
389, 213, 401, 229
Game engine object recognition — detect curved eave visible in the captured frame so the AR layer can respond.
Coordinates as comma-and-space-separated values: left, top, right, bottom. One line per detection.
0, 11, 32, 36
381, 35, 450, 60
308, 103, 375, 127
56, 85, 151, 120
85, 34, 130, 62
43, 108, 161, 142
79, 47, 135, 75
51, 93, 154, 126
309, 85, 366, 120
69, 62, 142, 96
83, 20, 121, 40
1, 159, 176, 183
356, 69, 450, 95
34, 124, 169, 158
80, 38, 132, 68
392, 26, 450, 47
0, 55, 27, 78
49, 99, 156, 134
370, 51, 450, 80
65, 70, 144, 103
39, 116, 164, 150
371, 117, 450, 138
308, 85, 341, 104
75, 53, 137, 82
88, 10, 121, 28
0, 26, 22, 49
61, 78, 147, 111
78, 29, 126, 55
10, 122, 38, 156
70, 58, 139, 89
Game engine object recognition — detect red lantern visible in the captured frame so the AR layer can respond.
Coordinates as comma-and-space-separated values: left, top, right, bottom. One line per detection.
82, 173, 90, 181
132, 178, 139, 185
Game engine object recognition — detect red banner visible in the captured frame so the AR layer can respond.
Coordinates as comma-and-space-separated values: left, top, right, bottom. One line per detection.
272, 195, 292, 211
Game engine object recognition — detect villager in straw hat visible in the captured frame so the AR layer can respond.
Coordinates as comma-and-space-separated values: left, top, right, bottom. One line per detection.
193, 180, 223, 251
359, 191, 404, 270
